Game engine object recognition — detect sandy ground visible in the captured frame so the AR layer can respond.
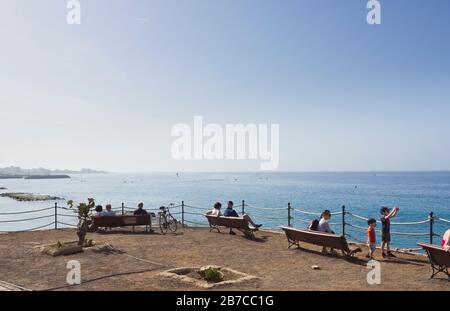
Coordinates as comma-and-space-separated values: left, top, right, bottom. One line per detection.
0, 227, 448, 291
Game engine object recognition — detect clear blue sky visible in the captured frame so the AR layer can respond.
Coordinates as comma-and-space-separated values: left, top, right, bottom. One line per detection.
1, 0, 449, 172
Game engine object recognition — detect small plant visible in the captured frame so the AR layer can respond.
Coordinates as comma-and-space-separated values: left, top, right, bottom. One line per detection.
56, 241, 65, 249
203, 267, 223, 283
67, 198, 96, 246
83, 239, 95, 248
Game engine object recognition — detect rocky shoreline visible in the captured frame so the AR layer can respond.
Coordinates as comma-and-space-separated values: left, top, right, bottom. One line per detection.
0, 193, 63, 202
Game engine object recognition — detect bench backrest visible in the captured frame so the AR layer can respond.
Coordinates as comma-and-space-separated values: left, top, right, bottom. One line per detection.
92, 215, 151, 227
206, 215, 249, 230
281, 226, 350, 253
417, 242, 450, 267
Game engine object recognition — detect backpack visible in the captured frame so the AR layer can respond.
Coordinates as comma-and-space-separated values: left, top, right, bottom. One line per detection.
309, 219, 319, 231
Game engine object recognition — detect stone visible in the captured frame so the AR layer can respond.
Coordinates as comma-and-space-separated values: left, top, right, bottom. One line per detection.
0, 192, 63, 202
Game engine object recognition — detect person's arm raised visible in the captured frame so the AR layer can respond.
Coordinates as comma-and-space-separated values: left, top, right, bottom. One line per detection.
387, 207, 399, 219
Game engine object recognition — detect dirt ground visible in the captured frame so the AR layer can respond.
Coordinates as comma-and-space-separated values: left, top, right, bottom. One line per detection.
0, 227, 448, 291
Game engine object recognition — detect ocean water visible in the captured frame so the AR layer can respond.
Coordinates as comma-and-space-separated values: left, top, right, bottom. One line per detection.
1, 172, 449, 249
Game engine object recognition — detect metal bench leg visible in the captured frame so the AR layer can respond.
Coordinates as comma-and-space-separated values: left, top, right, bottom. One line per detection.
209, 225, 220, 233
287, 238, 299, 249
430, 264, 445, 279
245, 230, 255, 239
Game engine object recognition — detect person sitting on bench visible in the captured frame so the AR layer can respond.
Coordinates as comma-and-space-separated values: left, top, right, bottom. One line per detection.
103, 204, 116, 216
207, 202, 222, 217
223, 201, 261, 235
318, 210, 336, 255
134, 202, 148, 215
443, 229, 450, 251
92, 205, 104, 217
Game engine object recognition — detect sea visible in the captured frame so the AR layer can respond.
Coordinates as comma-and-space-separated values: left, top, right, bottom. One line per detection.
1, 172, 449, 249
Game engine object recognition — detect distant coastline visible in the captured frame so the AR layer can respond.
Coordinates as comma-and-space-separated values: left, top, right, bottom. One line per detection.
0, 166, 106, 179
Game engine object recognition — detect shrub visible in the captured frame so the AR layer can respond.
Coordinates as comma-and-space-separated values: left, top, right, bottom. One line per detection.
83, 239, 94, 248
56, 241, 65, 249
203, 267, 223, 283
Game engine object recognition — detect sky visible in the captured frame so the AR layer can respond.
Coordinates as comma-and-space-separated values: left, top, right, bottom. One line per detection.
0, 0, 449, 172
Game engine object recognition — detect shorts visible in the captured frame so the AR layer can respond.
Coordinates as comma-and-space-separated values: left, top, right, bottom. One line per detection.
382, 232, 391, 242
368, 244, 376, 252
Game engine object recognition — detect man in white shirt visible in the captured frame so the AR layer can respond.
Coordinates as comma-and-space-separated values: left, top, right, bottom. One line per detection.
318, 210, 336, 255
103, 204, 116, 217
207, 202, 222, 217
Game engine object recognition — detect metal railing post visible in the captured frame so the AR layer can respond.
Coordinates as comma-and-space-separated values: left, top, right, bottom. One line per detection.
242, 200, 245, 215
288, 202, 292, 227
182, 201, 185, 228
342, 205, 346, 237
429, 212, 434, 244
122, 203, 125, 215
54, 202, 58, 230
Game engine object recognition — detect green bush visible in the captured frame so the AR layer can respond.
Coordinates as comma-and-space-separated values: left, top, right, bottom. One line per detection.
203, 267, 223, 283
83, 239, 94, 248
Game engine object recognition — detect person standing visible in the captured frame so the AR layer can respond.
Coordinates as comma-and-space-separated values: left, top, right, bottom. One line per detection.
380, 206, 400, 258
366, 218, 377, 260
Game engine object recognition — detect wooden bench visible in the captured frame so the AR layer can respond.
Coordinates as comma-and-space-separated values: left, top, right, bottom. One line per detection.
281, 226, 361, 257
90, 215, 152, 232
205, 215, 258, 238
417, 242, 450, 280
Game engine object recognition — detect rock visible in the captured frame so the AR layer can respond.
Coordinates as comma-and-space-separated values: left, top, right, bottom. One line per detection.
42, 245, 83, 256
0, 187, 6, 190
0, 192, 63, 202
311, 265, 321, 270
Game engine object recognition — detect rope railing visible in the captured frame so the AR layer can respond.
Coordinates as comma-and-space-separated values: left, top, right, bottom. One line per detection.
389, 231, 431, 237
345, 233, 367, 244
346, 212, 431, 226
0, 214, 54, 223
0, 201, 449, 248
0, 207, 54, 215
56, 206, 72, 211
56, 214, 79, 218
345, 222, 367, 230
391, 219, 430, 226
57, 221, 77, 227
329, 222, 343, 226
292, 208, 343, 216
345, 223, 430, 237
292, 209, 321, 216
345, 212, 369, 221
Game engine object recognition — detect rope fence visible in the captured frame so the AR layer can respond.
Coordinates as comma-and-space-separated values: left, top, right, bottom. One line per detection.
1, 201, 449, 248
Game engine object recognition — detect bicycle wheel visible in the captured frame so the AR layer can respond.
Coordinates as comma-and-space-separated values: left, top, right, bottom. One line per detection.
159, 214, 168, 234
167, 217, 177, 232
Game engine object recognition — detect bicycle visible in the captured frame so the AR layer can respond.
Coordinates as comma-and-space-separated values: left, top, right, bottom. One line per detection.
158, 204, 178, 234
